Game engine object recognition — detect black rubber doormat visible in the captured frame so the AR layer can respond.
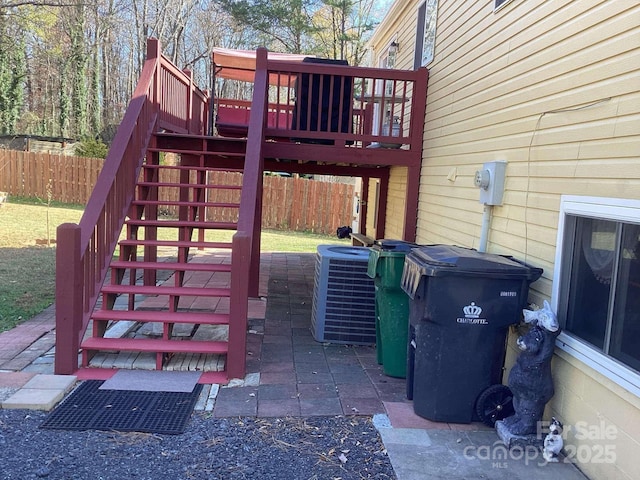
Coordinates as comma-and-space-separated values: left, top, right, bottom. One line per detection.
40, 380, 203, 435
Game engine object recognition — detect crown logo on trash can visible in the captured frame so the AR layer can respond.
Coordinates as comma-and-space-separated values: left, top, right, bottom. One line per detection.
463, 302, 482, 318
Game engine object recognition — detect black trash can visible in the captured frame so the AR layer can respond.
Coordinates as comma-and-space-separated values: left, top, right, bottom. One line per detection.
401, 245, 542, 424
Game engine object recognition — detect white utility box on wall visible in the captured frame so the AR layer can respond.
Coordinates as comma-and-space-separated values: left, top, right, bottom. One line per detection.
474, 160, 507, 205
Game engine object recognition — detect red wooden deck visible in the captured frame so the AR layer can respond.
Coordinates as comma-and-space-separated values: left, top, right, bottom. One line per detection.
54, 38, 428, 383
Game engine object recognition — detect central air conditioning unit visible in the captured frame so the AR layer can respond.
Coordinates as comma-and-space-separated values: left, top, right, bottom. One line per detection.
311, 245, 376, 345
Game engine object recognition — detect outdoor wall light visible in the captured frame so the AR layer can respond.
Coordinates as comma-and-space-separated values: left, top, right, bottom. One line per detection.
387, 41, 399, 68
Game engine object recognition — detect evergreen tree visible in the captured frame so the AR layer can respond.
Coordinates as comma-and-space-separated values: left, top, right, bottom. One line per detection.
70, 3, 88, 137
0, 11, 26, 134
59, 59, 71, 137
216, 0, 316, 53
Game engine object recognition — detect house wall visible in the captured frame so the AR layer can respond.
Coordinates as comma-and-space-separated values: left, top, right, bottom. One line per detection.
366, 0, 424, 240
363, 167, 408, 241
386, 166, 408, 239
365, 179, 380, 239
369, 1, 640, 478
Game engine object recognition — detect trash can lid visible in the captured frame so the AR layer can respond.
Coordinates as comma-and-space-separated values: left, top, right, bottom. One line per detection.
406, 244, 542, 279
367, 239, 417, 278
373, 239, 417, 253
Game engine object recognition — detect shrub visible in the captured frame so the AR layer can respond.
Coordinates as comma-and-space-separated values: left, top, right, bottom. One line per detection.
75, 138, 108, 158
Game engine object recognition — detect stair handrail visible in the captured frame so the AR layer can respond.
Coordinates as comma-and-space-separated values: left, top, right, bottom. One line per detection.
55, 38, 209, 374
227, 47, 270, 379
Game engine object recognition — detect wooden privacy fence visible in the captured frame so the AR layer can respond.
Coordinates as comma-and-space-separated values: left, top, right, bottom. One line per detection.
0, 150, 355, 235
0, 149, 101, 204
263, 175, 355, 233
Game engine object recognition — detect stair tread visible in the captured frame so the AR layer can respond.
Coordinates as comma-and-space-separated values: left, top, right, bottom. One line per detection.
125, 219, 238, 229
102, 284, 231, 297
119, 239, 233, 249
141, 163, 244, 173
82, 337, 228, 354
137, 181, 242, 189
74, 368, 230, 384
153, 132, 245, 141
132, 200, 240, 208
111, 260, 232, 272
146, 147, 246, 157
92, 309, 230, 324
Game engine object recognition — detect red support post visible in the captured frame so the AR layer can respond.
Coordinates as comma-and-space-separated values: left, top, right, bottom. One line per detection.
149, 38, 161, 115
360, 177, 369, 235
249, 173, 263, 298
228, 232, 250, 379
377, 170, 389, 240
227, 47, 269, 379
403, 66, 428, 242
54, 223, 83, 375
409, 67, 429, 155
183, 68, 194, 133
403, 164, 420, 242
143, 150, 160, 286
247, 48, 268, 298
197, 154, 207, 248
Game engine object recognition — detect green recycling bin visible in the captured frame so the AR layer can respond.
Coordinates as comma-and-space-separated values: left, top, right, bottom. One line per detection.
367, 239, 417, 378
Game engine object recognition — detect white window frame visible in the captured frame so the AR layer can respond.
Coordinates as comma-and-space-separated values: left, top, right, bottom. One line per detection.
414, 0, 438, 69
552, 195, 640, 398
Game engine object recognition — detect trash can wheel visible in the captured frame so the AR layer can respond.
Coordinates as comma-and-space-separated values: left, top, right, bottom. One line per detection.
475, 384, 514, 427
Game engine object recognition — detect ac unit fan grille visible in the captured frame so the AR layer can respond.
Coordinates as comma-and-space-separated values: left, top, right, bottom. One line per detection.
311, 246, 376, 345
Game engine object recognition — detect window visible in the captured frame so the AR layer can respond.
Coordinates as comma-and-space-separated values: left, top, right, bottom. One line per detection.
414, 0, 438, 69
553, 196, 640, 396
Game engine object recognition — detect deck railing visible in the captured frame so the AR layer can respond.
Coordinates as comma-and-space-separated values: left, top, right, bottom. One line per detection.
55, 38, 209, 374
215, 98, 294, 138
214, 59, 428, 152
158, 63, 208, 134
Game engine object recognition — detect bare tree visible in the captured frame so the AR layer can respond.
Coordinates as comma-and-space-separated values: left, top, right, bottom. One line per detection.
310, 0, 376, 64
2, 0, 392, 141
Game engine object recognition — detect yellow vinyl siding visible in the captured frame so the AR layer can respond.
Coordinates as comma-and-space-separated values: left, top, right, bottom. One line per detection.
370, 1, 640, 478
364, 0, 424, 239
370, 0, 421, 70
420, 0, 640, 255
551, 351, 640, 480
386, 166, 408, 239
365, 179, 379, 240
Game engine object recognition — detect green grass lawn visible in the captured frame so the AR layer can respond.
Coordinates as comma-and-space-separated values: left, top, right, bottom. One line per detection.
0, 202, 83, 332
0, 199, 348, 332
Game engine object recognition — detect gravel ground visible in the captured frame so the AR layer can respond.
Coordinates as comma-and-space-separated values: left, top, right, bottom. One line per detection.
0, 410, 395, 480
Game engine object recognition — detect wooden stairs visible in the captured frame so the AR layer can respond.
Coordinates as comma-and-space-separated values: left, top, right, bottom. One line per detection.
78, 142, 246, 384
54, 40, 265, 384
55, 38, 428, 384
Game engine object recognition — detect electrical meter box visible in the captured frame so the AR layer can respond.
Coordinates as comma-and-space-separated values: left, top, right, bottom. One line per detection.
474, 161, 507, 205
